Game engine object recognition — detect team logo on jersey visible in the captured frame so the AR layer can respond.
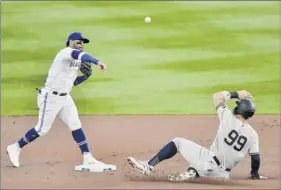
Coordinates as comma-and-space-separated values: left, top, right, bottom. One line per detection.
70, 60, 81, 68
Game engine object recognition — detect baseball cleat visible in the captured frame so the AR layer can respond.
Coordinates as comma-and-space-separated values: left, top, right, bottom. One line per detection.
127, 157, 153, 175
74, 163, 117, 172
77, 152, 117, 172
168, 169, 198, 182
7, 143, 21, 168
83, 153, 105, 165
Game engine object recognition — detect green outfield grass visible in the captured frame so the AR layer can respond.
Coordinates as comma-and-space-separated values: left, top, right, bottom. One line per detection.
1, 1, 280, 115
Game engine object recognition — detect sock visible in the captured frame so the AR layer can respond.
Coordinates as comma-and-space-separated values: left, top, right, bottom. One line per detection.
17, 128, 40, 148
72, 128, 89, 153
148, 141, 178, 167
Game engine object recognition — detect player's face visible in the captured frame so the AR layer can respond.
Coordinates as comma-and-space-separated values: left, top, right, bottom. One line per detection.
70, 40, 84, 51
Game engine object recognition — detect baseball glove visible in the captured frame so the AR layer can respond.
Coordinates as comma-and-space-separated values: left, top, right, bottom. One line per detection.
80, 61, 92, 78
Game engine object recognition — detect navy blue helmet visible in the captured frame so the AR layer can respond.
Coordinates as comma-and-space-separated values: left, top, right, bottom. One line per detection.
233, 99, 256, 119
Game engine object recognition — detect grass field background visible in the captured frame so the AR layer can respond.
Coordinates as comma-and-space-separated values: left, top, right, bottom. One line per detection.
1, 1, 280, 116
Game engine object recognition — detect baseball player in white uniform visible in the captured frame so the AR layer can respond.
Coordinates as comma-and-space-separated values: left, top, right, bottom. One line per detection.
7, 32, 116, 172
127, 90, 267, 181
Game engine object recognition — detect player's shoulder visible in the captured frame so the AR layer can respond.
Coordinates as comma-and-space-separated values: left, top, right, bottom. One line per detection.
56, 47, 75, 58
247, 124, 259, 137
60, 47, 74, 53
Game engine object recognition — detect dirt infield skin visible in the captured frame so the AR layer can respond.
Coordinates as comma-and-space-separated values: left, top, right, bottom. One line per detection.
1, 115, 280, 189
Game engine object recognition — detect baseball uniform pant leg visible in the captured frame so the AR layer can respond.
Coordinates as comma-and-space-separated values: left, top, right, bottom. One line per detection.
172, 137, 228, 178
59, 95, 81, 131
59, 95, 90, 154
34, 92, 63, 136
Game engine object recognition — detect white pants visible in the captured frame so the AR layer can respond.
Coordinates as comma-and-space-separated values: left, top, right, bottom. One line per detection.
172, 137, 230, 179
34, 88, 81, 136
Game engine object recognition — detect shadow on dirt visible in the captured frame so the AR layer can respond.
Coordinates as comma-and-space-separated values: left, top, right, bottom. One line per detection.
126, 174, 254, 187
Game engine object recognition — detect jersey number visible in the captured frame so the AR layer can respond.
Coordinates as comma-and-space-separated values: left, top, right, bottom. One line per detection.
224, 130, 247, 151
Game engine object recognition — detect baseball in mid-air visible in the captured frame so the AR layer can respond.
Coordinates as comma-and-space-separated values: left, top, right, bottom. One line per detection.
145, 16, 151, 23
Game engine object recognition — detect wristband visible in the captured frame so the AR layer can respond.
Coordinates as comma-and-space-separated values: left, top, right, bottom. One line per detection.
230, 92, 239, 99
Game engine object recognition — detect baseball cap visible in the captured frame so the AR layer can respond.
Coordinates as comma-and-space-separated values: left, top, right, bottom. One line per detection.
67, 32, 90, 43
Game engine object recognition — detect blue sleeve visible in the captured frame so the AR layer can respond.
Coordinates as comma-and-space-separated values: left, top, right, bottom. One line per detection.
73, 75, 88, 86
71, 50, 99, 65
250, 154, 260, 174
81, 53, 99, 65
71, 50, 99, 64
71, 50, 82, 59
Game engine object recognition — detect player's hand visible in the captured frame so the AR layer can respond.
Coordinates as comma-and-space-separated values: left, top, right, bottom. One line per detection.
97, 61, 107, 72
237, 90, 252, 100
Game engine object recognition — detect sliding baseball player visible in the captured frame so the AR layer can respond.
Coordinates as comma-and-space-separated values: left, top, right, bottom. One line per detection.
127, 90, 267, 181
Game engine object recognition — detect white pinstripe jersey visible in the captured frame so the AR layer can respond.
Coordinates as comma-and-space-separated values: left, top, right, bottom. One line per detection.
44, 47, 81, 93
210, 102, 259, 169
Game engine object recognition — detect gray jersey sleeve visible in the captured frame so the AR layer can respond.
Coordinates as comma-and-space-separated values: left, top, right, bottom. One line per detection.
216, 102, 233, 123
248, 132, 259, 155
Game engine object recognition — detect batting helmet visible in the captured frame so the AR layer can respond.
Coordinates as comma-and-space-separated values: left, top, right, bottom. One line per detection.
233, 99, 256, 119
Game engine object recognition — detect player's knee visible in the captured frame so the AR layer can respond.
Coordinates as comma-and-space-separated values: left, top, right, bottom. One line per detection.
38, 130, 48, 136
35, 128, 49, 136
68, 122, 82, 131
34, 125, 50, 136
172, 137, 186, 150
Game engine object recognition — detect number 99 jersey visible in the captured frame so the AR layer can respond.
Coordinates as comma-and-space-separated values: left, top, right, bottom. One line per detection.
210, 102, 259, 169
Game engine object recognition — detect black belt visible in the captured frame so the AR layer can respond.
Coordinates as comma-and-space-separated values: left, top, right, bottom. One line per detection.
52, 91, 67, 96
213, 156, 231, 172
36, 88, 67, 96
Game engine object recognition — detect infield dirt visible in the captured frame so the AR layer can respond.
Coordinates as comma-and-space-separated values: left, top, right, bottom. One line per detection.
1, 115, 280, 189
